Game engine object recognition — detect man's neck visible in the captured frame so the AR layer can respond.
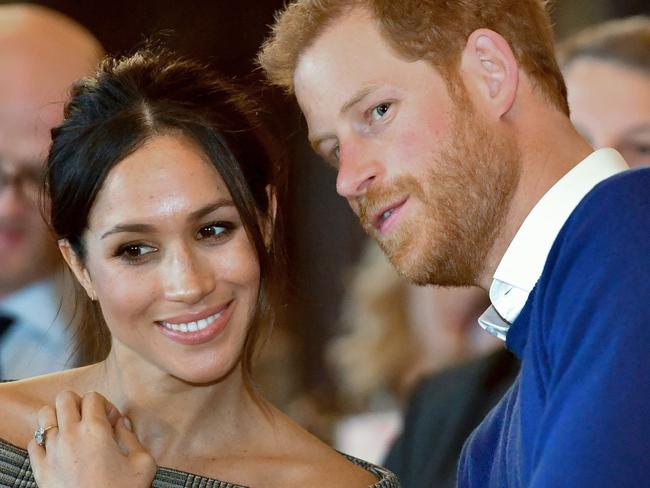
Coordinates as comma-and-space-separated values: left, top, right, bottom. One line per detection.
479, 114, 594, 289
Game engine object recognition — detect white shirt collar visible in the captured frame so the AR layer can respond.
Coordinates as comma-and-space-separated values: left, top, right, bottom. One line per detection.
479, 148, 629, 340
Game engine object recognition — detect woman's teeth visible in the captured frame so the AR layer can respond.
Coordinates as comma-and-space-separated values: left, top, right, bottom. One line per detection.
162, 310, 224, 333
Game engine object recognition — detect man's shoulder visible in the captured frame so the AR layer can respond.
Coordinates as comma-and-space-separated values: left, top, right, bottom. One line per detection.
548, 166, 650, 262
576, 166, 650, 218
528, 166, 650, 351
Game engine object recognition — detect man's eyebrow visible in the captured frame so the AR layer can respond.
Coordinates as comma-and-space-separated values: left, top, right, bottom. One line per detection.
100, 199, 235, 239
309, 84, 380, 150
340, 84, 378, 116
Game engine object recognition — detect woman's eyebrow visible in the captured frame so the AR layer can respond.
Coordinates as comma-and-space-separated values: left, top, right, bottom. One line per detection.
188, 199, 235, 220
100, 200, 236, 239
101, 223, 154, 239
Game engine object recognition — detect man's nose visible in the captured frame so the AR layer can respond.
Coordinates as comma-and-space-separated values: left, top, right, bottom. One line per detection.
335, 139, 384, 201
0, 182, 27, 211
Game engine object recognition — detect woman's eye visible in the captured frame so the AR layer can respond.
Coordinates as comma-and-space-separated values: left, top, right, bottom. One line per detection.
116, 244, 156, 261
197, 222, 231, 240
370, 102, 392, 121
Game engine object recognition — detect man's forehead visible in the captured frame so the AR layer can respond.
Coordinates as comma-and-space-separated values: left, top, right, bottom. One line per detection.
293, 11, 404, 132
0, 104, 55, 167
293, 10, 390, 82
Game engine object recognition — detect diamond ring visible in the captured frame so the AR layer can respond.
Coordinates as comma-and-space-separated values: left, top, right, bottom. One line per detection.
34, 425, 57, 447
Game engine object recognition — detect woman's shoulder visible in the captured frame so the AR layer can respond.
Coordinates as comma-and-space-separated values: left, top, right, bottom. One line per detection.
341, 453, 401, 487
262, 407, 399, 487
0, 369, 84, 448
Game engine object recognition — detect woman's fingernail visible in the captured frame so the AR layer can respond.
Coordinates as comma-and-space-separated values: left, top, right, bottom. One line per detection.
123, 416, 133, 431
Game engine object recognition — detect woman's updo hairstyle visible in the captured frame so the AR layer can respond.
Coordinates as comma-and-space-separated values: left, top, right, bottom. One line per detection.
47, 46, 286, 388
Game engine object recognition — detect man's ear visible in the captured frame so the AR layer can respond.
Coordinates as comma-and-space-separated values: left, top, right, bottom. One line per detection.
460, 28, 519, 118
263, 185, 277, 250
58, 240, 97, 301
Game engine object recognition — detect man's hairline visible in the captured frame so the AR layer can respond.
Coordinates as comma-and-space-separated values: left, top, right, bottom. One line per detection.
288, 4, 399, 94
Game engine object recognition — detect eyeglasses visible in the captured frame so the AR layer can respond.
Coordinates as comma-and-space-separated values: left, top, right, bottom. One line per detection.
0, 164, 45, 199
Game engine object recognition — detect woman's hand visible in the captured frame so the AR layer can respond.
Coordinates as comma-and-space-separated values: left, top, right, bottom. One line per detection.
27, 391, 157, 488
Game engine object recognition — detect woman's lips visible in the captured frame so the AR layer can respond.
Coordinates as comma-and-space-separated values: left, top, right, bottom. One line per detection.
156, 300, 234, 346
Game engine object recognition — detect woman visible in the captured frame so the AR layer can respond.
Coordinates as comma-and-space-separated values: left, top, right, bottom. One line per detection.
0, 48, 398, 487
558, 15, 650, 168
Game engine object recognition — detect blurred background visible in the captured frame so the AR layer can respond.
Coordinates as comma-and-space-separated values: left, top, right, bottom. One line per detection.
1, 0, 648, 445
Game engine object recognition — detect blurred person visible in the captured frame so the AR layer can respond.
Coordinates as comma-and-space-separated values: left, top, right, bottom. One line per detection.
0, 4, 103, 378
559, 15, 650, 167
384, 348, 518, 488
0, 46, 398, 487
329, 240, 495, 463
259, 0, 650, 486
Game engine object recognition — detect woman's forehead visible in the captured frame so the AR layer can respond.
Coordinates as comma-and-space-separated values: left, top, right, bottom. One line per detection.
88, 134, 233, 229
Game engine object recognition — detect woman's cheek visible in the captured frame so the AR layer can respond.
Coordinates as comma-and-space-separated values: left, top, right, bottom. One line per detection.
92, 264, 158, 329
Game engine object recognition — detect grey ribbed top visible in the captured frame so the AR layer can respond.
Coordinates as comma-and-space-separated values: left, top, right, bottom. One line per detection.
0, 437, 400, 487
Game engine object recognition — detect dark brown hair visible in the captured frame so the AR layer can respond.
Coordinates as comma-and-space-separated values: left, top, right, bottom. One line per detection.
258, 0, 568, 114
47, 47, 286, 390
558, 15, 650, 73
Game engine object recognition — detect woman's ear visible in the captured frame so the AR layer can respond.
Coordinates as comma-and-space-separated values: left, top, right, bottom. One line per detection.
58, 240, 97, 301
263, 185, 278, 250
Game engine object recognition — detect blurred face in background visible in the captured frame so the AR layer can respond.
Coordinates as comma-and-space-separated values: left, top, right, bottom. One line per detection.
0, 52, 60, 296
565, 58, 650, 167
0, 5, 102, 297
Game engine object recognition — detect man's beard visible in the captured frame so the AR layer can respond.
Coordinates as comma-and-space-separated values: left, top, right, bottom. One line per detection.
359, 109, 520, 287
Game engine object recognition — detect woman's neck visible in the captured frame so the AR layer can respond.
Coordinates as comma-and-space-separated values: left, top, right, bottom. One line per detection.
75, 347, 268, 461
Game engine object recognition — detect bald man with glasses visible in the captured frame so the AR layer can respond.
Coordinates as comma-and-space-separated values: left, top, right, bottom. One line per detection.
0, 4, 103, 379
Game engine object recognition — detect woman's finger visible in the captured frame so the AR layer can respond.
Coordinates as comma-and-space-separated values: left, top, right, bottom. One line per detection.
26, 437, 46, 485
103, 398, 123, 428
55, 390, 82, 429
36, 404, 59, 448
81, 391, 113, 426
115, 417, 143, 455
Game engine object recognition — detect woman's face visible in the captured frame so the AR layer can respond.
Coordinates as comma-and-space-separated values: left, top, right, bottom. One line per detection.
565, 59, 650, 168
65, 134, 262, 383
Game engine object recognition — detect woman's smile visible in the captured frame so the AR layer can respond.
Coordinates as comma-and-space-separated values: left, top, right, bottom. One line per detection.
156, 299, 235, 346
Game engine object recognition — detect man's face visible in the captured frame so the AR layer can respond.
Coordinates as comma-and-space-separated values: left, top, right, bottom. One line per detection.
294, 11, 519, 286
565, 59, 650, 168
0, 88, 59, 296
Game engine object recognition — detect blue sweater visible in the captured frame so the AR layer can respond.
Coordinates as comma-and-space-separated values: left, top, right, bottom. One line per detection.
458, 168, 650, 487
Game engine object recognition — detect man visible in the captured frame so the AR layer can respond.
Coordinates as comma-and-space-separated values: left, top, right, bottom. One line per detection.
560, 16, 650, 168
379, 16, 650, 488
259, 1, 649, 486
0, 4, 102, 378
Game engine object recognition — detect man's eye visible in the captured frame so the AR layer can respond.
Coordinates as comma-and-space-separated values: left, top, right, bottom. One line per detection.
633, 143, 650, 155
370, 102, 392, 121
116, 244, 156, 261
197, 222, 232, 240
332, 144, 340, 162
